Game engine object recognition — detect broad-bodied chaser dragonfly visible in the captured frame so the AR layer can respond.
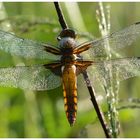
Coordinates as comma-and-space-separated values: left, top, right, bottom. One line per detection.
0, 22, 140, 126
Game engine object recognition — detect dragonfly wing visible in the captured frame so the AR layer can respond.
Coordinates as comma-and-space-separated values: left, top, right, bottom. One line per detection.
0, 30, 59, 60
87, 57, 140, 85
84, 22, 140, 58
0, 65, 61, 90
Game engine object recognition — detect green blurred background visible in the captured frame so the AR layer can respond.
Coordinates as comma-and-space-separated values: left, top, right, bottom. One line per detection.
0, 2, 140, 138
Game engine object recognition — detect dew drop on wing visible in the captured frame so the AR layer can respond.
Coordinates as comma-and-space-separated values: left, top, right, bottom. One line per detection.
87, 57, 140, 89
0, 65, 61, 91
0, 30, 60, 61
80, 22, 140, 59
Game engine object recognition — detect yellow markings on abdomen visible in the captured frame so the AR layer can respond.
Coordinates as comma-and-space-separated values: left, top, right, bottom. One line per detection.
62, 65, 78, 126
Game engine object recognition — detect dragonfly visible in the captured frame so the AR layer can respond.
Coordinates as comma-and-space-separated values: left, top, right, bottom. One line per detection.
0, 22, 140, 126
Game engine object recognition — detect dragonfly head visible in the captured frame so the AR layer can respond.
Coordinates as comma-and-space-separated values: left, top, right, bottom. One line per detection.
57, 29, 77, 40
58, 29, 77, 53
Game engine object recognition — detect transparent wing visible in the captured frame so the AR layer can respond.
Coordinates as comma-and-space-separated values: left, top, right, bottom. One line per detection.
0, 65, 61, 90
0, 30, 59, 60
87, 57, 140, 85
83, 22, 140, 58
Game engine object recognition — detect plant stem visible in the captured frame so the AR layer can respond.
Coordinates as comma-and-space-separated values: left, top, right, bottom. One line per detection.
54, 2, 111, 138
54, 2, 68, 29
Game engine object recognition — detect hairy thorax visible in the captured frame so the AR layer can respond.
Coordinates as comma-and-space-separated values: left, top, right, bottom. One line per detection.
59, 37, 79, 65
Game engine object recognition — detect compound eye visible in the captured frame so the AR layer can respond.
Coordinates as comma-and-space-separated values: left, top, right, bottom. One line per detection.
58, 29, 77, 40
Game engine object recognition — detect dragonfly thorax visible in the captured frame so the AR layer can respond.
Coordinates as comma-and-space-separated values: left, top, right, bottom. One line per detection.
59, 37, 77, 50
61, 54, 77, 64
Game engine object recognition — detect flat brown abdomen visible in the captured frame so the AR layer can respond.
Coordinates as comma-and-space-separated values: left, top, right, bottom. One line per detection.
62, 65, 77, 126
